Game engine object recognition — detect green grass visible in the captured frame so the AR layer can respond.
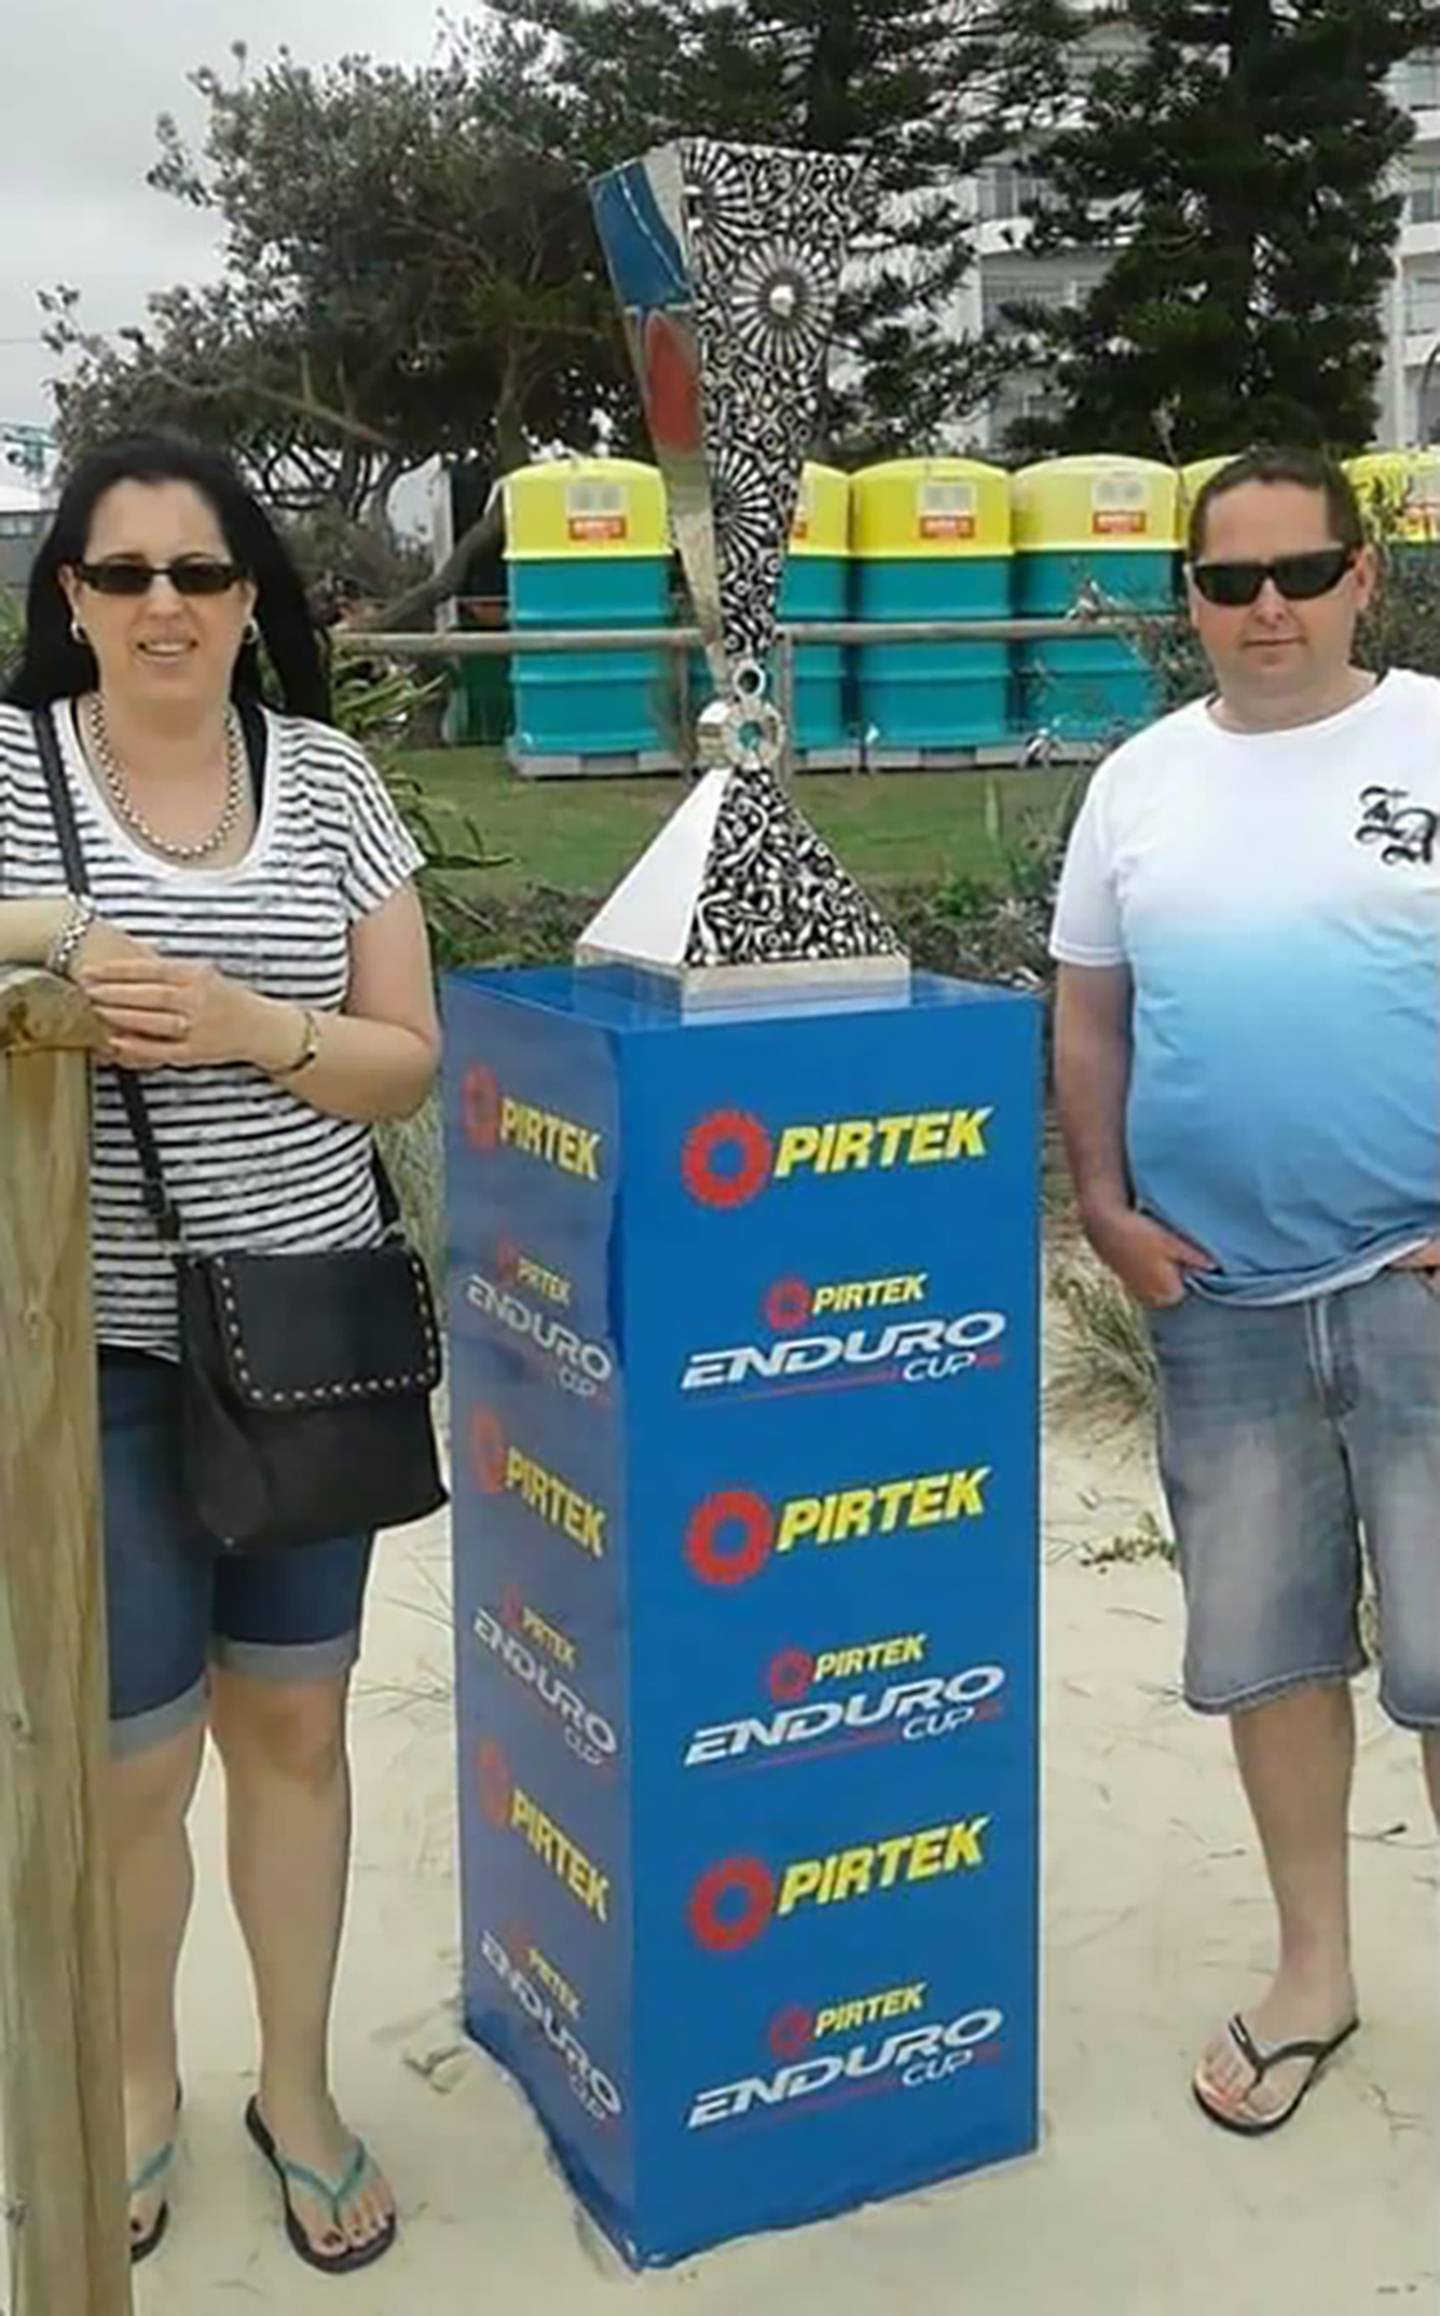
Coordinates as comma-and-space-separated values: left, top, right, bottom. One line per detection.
400, 746, 1077, 897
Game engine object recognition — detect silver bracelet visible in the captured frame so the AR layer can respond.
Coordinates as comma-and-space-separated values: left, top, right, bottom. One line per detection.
45, 894, 98, 979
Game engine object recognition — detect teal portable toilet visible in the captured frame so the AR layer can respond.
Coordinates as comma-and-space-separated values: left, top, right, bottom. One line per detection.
684, 462, 852, 765
1012, 455, 1180, 745
851, 457, 1013, 763
504, 457, 674, 775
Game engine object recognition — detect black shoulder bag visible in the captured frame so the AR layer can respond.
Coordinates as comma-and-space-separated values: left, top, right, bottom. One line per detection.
36, 703, 448, 1554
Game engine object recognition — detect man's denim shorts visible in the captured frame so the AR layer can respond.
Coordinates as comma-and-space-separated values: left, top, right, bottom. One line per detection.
1148, 1268, 1440, 1728
100, 1351, 374, 1758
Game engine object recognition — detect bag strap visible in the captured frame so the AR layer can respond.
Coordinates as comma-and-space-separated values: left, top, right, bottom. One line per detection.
33, 701, 402, 1244
33, 703, 183, 1244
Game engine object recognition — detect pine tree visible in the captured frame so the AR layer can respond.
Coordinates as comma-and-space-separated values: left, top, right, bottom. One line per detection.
1005, 1, 1440, 459
487, 0, 1075, 454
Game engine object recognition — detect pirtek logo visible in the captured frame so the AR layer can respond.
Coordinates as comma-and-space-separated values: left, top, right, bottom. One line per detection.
686, 1993, 1005, 2129
462, 1065, 602, 1182
680, 1105, 994, 1210
495, 1237, 573, 1308
683, 1465, 993, 1587
468, 1406, 607, 1559
682, 1637, 1007, 1767
475, 1742, 610, 1922
687, 1815, 993, 1953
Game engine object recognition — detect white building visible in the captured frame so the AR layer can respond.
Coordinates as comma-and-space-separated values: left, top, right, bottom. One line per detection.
959, 36, 1440, 455
1377, 48, 1440, 445
0, 474, 47, 589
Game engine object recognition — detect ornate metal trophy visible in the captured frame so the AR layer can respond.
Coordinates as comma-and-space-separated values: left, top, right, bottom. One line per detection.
577, 141, 909, 1006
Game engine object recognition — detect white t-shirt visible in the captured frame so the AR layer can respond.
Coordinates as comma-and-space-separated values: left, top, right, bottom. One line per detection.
0, 700, 424, 1355
1049, 669, 1440, 1304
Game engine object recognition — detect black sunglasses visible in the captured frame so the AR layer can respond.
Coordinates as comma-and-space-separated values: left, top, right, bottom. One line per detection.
76, 556, 247, 598
1190, 547, 1356, 608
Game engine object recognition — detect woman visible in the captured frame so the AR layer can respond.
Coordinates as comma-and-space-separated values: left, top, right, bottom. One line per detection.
0, 434, 439, 2274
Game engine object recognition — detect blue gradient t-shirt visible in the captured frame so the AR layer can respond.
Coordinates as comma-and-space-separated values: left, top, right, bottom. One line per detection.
1049, 670, 1440, 1304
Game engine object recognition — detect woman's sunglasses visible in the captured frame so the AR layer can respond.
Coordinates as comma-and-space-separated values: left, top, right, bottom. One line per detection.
75, 556, 247, 598
1189, 547, 1356, 608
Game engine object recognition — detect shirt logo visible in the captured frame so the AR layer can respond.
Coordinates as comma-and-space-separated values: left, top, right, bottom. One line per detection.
1355, 785, 1437, 868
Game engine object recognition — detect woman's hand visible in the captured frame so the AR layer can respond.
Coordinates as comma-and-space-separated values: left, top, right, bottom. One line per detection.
72, 919, 159, 974
74, 955, 299, 1074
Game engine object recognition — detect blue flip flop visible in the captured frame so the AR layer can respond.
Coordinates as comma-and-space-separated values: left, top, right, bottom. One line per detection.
128, 2137, 176, 2265
245, 2095, 397, 2275
129, 2085, 182, 2266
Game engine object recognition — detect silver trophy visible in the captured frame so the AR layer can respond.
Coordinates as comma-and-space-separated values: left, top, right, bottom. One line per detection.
577, 140, 909, 1007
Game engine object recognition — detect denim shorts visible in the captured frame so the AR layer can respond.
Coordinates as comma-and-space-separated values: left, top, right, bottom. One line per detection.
1148, 1269, 1440, 1728
100, 1352, 374, 1757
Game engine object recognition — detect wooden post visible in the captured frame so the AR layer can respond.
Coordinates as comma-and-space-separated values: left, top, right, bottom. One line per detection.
0, 967, 131, 2316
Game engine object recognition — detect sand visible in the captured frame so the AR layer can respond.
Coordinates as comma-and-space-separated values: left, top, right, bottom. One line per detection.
108, 1409, 1438, 2316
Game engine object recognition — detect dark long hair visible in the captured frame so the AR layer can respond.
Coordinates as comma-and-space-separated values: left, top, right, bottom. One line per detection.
6, 433, 332, 719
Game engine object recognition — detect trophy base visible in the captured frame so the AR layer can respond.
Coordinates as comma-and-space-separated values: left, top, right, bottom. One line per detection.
574, 943, 912, 1013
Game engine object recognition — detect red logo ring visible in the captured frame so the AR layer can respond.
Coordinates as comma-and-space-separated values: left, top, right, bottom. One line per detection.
685, 1489, 775, 1588
768, 2005, 816, 2061
463, 1064, 500, 1152
476, 1740, 513, 1830
765, 1276, 813, 1332
688, 1857, 776, 1953
469, 1405, 508, 1495
768, 1648, 815, 1704
682, 1110, 774, 1210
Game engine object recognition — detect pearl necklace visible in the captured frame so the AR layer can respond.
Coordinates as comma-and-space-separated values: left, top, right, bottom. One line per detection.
86, 695, 246, 864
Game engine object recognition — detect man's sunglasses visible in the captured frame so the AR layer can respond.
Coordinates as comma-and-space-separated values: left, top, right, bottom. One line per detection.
1189, 547, 1356, 608
75, 556, 247, 598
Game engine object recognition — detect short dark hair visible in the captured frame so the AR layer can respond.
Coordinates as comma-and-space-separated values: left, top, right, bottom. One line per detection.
1187, 445, 1364, 562
6, 432, 331, 719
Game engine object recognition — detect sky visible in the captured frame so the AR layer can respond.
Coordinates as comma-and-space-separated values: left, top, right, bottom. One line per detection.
0, 0, 456, 459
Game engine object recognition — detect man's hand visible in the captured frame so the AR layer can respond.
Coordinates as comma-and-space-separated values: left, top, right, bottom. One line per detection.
1081, 1199, 1218, 1308
75, 955, 291, 1074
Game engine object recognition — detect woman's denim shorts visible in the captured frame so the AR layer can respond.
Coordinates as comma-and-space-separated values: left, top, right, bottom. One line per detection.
100, 1351, 374, 1757
1148, 1268, 1440, 1729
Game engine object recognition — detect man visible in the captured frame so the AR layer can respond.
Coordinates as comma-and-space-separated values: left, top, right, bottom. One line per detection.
1050, 444, 1440, 2136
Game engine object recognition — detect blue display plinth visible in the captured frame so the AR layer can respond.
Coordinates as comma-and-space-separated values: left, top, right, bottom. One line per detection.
443, 965, 1042, 2267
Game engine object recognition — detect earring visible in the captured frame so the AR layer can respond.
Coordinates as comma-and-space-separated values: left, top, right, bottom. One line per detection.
244, 617, 261, 645
71, 616, 88, 645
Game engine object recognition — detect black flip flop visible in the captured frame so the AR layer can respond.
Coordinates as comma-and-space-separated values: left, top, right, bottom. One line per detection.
1193, 2011, 1360, 2136
245, 2095, 397, 2275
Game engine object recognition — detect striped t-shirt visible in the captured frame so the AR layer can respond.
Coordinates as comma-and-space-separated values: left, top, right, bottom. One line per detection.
0, 699, 425, 1357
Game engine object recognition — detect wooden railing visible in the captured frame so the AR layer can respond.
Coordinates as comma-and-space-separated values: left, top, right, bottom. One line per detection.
0, 967, 131, 2316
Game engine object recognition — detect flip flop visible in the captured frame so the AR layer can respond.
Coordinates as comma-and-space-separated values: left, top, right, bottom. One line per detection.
128, 2138, 176, 2265
129, 2084, 182, 2266
244, 2095, 397, 2275
1193, 2011, 1360, 2136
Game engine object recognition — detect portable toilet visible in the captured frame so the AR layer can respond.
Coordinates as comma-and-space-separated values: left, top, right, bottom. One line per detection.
1012, 454, 1181, 744
1346, 449, 1440, 551
780, 462, 850, 763
504, 457, 673, 775
684, 462, 851, 764
1177, 455, 1242, 549
850, 456, 1013, 761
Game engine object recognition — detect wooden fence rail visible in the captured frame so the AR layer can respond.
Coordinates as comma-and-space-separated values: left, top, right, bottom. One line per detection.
0, 967, 130, 2316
